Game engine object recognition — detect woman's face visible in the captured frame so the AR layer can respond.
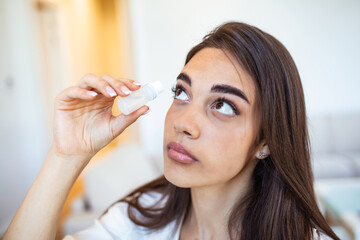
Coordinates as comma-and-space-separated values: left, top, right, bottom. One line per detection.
163, 47, 259, 188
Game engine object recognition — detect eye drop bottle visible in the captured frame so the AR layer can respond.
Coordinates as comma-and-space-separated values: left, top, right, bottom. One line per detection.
117, 81, 164, 115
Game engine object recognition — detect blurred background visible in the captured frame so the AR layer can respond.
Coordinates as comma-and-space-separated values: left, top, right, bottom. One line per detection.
0, 0, 359, 239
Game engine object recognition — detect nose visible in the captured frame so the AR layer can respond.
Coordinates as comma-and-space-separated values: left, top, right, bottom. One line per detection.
173, 102, 201, 139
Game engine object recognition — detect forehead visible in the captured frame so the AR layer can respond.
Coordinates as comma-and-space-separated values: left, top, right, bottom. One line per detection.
182, 48, 255, 105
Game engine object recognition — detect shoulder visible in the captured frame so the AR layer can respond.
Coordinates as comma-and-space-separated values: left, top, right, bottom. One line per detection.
63, 191, 172, 240
313, 228, 334, 240
97, 191, 166, 234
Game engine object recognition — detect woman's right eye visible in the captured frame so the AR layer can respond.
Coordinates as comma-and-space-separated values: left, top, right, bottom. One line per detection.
171, 85, 189, 101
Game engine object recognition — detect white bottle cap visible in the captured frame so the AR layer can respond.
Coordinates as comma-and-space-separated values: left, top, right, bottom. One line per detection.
149, 81, 164, 99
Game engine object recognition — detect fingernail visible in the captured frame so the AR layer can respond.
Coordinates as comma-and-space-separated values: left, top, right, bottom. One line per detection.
87, 91, 98, 96
142, 107, 150, 115
133, 81, 141, 86
105, 86, 117, 97
121, 86, 132, 95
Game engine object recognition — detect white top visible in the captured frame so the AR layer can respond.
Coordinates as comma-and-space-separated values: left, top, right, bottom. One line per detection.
63, 191, 332, 240
63, 192, 182, 240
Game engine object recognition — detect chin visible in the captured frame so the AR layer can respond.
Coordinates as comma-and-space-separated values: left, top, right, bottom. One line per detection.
163, 170, 193, 188
163, 157, 195, 188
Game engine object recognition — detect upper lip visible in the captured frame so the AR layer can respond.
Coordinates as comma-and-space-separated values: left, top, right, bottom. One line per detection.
167, 141, 198, 161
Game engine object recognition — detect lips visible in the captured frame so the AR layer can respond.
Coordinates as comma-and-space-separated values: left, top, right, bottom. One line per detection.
167, 141, 198, 164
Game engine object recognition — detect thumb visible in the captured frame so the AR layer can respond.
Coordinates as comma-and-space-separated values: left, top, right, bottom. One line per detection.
109, 105, 150, 137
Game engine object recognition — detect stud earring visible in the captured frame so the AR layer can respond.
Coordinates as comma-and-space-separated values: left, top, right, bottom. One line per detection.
258, 152, 266, 159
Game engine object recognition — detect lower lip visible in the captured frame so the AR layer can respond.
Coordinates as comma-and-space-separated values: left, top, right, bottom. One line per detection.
167, 148, 197, 164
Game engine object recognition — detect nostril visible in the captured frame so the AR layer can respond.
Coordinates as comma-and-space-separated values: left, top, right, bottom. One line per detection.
184, 130, 191, 136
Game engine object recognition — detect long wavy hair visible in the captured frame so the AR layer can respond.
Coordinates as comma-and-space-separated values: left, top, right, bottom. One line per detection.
100, 22, 339, 240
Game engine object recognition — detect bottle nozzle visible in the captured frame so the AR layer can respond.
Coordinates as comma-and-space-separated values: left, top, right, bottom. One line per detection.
149, 81, 164, 98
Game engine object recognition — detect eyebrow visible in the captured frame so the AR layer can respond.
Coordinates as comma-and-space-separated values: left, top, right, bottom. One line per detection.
176, 72, 250, 104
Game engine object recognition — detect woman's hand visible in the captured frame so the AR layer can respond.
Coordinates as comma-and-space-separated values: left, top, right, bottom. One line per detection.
52, 74, 149, 162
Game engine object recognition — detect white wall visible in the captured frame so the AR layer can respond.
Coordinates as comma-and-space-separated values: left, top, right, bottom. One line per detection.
128, 0, 360, 158
0, 0, 49, 234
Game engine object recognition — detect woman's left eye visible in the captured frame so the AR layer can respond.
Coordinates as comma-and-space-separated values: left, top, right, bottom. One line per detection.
212, 97, 240, 116
171, 85, 240, 116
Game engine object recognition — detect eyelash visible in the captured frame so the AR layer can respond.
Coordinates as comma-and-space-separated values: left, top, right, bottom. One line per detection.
170, 84, 240, 116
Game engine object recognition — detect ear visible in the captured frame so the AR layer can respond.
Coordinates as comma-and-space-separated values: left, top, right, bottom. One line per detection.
256, 143, 270, 159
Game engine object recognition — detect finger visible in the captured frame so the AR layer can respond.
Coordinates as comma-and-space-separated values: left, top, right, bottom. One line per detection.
56, 86, 99, 101
109, 105, 150, 137
116, 77, 142, 91
100, 75, 133, 97
78, 74, 118, 98
101, 75, 141, 97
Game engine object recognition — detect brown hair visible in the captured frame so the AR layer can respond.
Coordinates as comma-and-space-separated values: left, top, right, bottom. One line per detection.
100, 22, 339, 240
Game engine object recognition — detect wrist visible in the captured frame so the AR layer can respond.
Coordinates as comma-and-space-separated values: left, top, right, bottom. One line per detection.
47, 144, 93, 172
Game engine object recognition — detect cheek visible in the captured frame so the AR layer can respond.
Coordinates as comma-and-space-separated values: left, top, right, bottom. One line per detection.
203, 143, 246, 180
201, 121, 255, 178
204, 120, 251, 158
164, 108, 175, 136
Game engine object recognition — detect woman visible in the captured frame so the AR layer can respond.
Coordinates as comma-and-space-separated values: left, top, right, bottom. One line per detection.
3, 22, 339, 240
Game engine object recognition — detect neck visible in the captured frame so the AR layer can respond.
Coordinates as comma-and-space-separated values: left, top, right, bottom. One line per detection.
181, 160, 257, 239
